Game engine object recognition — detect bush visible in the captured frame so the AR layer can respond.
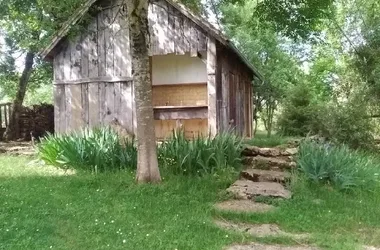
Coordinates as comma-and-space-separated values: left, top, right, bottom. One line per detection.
297, 141, 380, 191
158, 131, 243, 175
277, 83, 322, 136
38, 127, 137, 172
310, 100, 375, 150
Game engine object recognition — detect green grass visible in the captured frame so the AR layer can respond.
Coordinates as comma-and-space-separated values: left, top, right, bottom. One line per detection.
245, 131, 298, 148
0, 156, 246, 250
215, 176, 380, 249
3, 154, 380, 250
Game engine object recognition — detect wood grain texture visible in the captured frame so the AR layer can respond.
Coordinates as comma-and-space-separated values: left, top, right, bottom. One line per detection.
81, 83, 89, 126
65, 85, 72, 133
69, 84, 83, 130
207, 37, 217, 136
98, 82, 106, 125
88, 17, 99, 78
54, 85, 66, 133
70, 36, 82, 80
88, 83, 100, 127
104, 8, 114, 77
97, 11, 106, 76
104, 82, 115, 124
81, 33, 90, 78
120, 81, 134, 134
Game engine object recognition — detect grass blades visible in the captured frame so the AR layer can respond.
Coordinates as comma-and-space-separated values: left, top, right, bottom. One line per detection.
158, 130, 243, 176
38, 128, 243, 176
37, 127, 137, 173
296, 141, 380, 191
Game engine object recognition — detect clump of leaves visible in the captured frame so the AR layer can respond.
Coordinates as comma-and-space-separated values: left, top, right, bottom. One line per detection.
296, 141, 380, 191
38, 127, 137, 173
158, 130, 243, 176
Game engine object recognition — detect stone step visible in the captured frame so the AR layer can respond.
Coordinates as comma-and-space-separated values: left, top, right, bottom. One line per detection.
214, 220, 308, 239
227, 180, 292, 200
240, 169, 291, 183
242, 145, 298, 157
215, 200, 275, 213
243, 156, 296, 170
226, 243, 318, 250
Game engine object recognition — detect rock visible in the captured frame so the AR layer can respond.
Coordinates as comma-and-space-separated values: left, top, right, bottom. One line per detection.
242, 146, 261, 156
226, 243, 319, 250
214, 220, 308, 239
281, 148, 299, 156
364, 247, 380, 250
227, 180, 292, 199
242, 146, 282, 157
244, 156, 296, 170
215, 200, 275, 213
240, 169, 291, 183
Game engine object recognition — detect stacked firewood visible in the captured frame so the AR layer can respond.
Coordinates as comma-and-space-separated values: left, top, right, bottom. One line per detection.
19, 104, 54, 140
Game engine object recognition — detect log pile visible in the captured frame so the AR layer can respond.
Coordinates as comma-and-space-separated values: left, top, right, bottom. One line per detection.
19, 104, 54, 140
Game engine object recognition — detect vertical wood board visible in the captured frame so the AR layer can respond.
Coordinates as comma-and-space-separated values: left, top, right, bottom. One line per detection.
88, 83, 100, 127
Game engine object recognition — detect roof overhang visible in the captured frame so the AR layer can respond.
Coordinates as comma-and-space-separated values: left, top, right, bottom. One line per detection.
39, 0, 263, 80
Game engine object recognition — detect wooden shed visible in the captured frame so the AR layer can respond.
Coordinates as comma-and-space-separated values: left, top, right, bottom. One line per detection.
41, 0, 262, 139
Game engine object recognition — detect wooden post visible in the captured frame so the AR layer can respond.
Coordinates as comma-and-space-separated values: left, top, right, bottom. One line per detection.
207, 37, 217, 136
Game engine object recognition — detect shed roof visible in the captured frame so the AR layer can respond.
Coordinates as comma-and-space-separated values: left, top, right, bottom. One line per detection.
40, 0, 263, 79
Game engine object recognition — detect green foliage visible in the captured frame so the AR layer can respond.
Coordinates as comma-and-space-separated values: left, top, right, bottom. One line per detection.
158, 131, 243, 176
277, 83, 322, 136
255, 0, 334, 40
221, 0, 305, 135
38, 127, 137, 173
245, 131, 296, 147
311, 98, 375, 150
296, 141, 380, 191
38, 128, 243, 176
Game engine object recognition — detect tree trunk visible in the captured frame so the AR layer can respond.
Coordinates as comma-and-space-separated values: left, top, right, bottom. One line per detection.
4, 51, 35, 140
127, 0, 161, 183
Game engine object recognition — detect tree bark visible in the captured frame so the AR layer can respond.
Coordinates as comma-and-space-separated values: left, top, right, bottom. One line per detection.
127, 0, 161, 183
4, 51, 35, 140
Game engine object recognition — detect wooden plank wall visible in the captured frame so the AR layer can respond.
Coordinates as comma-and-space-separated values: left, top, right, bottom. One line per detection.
216, 43, 254, 138
52, 0, 210, 134
54, 0, 207, 83
54, 81, 135, 134
149, 0, 207, 56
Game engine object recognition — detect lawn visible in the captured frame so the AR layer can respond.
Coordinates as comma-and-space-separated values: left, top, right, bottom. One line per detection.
2, 154, 380, 250
0, 156, 245, 250
245, 131, 299, 148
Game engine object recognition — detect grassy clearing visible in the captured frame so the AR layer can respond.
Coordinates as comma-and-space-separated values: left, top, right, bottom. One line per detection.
215, 176, 380, 249
215, 142, 380, 249
0, 156, 247, 250
245, 131, 298, 147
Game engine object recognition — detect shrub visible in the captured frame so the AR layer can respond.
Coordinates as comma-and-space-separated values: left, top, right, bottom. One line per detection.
38, 127, 137, 172
277, 83, 322, 136
158, 131, 243, 175
310, 100, 375, 150
296, 141, 380, 191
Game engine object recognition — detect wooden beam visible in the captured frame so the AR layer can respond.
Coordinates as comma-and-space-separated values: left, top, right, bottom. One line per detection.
207, 37, 217, 136
153, 106, 208, 120
54, 76, 133, 85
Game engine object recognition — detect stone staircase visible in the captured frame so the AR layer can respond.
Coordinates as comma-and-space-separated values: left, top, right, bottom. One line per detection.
225, 145, 298, 202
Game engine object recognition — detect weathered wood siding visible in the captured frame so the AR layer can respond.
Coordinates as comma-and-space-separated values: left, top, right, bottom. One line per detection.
53, 0, 207, 83
53, 0, 210, 134
216, 43, 254, 138
54, 81, 135, 134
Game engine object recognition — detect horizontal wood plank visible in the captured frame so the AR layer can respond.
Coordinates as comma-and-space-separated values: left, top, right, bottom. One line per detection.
153, 106, 208, 120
